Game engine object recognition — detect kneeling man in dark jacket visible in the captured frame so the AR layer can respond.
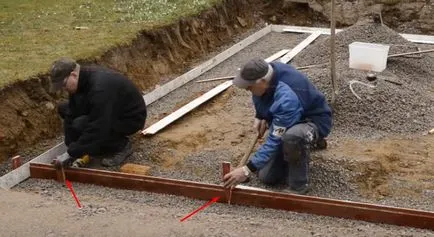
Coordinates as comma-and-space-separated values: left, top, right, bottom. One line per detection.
50, 58, 147, 167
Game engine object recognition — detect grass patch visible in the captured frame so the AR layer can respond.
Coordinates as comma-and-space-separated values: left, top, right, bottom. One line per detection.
0, 0, 221, 88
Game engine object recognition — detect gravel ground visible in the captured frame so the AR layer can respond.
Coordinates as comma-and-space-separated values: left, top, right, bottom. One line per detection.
13, 179, 434, 236
0, 137, 63, 176
8, 24, 434, 235
293, 20, 434, 137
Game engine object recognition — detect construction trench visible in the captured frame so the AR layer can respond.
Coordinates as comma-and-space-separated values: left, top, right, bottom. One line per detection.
1, 0, 434, 236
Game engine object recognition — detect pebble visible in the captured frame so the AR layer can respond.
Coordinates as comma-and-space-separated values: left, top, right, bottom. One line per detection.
96, 207, 107, 214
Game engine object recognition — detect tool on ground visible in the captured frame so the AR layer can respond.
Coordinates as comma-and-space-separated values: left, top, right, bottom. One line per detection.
53, 154, 73, 183
429, 128, 434, 135
388, 48, 434, 58
238, 135, 259, 167
71, 155, 90, 168
222, 162, 232, 204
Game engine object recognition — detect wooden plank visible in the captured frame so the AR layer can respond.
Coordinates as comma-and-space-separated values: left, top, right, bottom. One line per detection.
30, 163, 434, 230
196, 76, 235, 83
120, 163, 151, 176
142, 80, 233, 135
195, 49, 290, 83
273, 25, 434, 44
142, 49, 290, 136
279, 32, 322, 63
400, 34, 434, 44
143, 25, 272, 105
261, 49, 290, 62
0, 143, 66, 190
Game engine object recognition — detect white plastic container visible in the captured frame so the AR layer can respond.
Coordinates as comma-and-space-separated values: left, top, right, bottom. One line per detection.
349, 42, 390, 72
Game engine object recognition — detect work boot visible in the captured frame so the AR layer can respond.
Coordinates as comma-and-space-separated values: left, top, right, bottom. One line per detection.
313, 138, 327, 150
101, 141, 133, 167
289, 184, 310, 195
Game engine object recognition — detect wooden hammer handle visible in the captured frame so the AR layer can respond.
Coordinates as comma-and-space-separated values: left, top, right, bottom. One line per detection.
238, 136, 259, 167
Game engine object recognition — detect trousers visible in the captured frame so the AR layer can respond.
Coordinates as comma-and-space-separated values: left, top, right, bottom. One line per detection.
258, 122, 319, 189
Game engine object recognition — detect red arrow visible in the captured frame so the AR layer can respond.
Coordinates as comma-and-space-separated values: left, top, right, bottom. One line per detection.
180, 196, 221, 222
65, 180, 82, 208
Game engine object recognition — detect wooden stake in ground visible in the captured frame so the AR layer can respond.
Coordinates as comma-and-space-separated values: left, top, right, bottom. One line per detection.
11, 156, 22, 170
330, 0, 338, 105
222, 162, 232, 204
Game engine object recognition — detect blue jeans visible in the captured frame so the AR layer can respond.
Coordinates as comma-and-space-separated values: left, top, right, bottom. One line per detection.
258, 122, 318, 189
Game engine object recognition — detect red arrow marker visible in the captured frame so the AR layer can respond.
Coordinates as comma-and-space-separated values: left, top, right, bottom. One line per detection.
65, 180, 82, 208
180, 197, 221, 222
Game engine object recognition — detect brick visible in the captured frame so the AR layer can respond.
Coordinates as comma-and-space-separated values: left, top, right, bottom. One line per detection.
120, 163, 151, 176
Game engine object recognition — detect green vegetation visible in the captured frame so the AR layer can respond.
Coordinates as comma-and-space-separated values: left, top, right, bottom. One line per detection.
0, 0, 221, 88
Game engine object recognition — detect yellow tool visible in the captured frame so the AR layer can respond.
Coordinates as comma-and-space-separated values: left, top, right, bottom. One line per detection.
71, 154, 90, 168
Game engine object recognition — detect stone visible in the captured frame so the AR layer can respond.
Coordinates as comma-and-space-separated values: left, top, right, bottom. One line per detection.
96, 207, 107, 214
45, 102, 55, 110
236, 17, 247, 27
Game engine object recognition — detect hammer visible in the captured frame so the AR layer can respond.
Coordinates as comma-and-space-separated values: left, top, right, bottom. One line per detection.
53, 155, 73, 183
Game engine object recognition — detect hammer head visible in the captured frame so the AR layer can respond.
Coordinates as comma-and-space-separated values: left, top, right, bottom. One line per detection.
53, 154, 73, 168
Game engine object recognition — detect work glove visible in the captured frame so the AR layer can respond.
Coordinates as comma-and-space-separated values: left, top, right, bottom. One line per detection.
223, 166, 250, 188
253, 118, 268, 138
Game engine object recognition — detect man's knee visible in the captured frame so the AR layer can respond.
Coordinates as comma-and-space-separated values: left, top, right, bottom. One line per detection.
258, 169, 281, 185
282, 123, 316, 162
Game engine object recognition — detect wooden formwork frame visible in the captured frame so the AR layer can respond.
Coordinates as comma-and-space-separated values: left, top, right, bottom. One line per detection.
1, 24, 434, 230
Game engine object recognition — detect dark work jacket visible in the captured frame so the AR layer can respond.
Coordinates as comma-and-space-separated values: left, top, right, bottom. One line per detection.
66, 66, 147, 158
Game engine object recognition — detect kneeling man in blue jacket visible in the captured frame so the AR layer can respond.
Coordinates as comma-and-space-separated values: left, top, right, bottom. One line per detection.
223, 58, 332, 194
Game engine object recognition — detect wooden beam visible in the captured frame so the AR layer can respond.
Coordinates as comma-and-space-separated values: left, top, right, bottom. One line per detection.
195, 76, 235, 83
388, 48, 434, 58
279, 32, 321, 64
272, 25, 434, 44
262, 49, 290, 62
143, 25, 272, 105
330, 0, 338, 105
29, 163, 434, 230
195, 49, 290, 83
142, 80, 233, 136
142, 48, 293, 136
0, 143, 66, 190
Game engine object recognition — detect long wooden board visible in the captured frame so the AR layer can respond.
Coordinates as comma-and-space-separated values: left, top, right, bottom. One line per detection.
143, 25, 272, 105
0, 143, 66, 190
142, 45, 305, 136
30, 162, 434, 230
142, 80, 233, 135
195, 49, 290, 83
272, 25, 434, 44
279, 32, 321, 63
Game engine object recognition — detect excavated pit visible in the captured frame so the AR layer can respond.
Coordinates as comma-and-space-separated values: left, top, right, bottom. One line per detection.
0, 0, 327, 164
1, 0, 434, 223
